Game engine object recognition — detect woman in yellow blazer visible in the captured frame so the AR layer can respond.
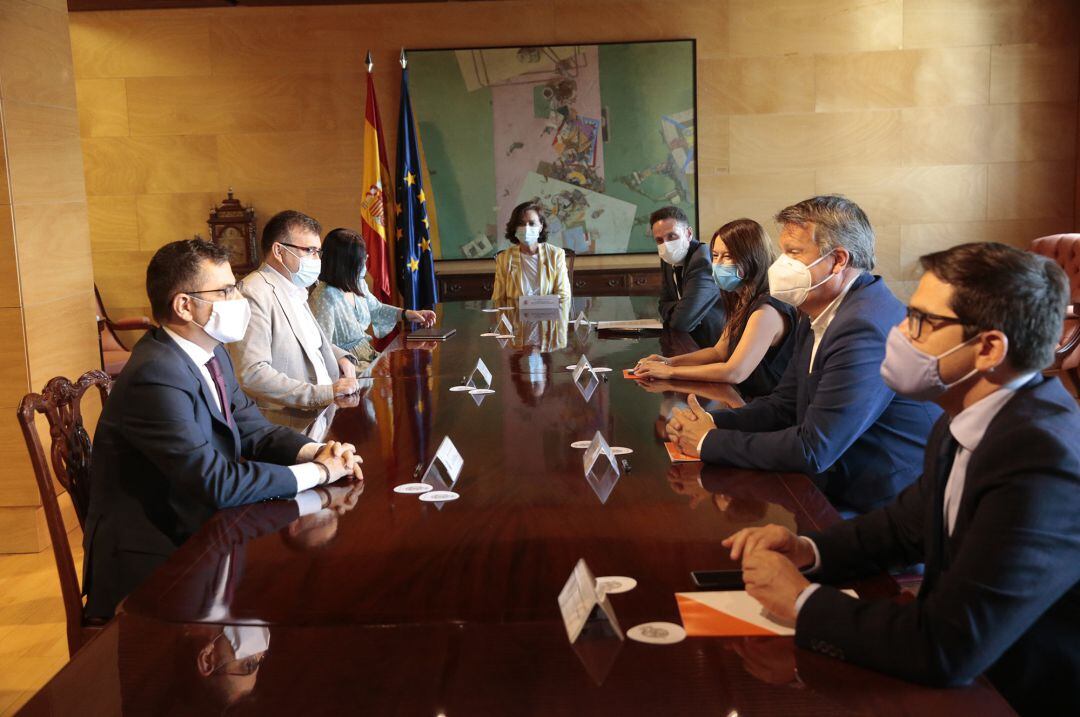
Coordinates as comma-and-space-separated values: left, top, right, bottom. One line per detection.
491, 201, 572, 305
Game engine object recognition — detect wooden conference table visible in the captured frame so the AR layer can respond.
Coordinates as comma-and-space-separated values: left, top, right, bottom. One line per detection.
19, 297, 1015, 716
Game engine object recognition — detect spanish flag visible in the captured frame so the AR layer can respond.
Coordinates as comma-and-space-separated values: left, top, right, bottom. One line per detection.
361, 54, 393, 303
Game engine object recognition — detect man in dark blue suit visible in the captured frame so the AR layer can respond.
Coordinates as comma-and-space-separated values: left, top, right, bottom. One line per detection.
654, 206, 726, 348
668, 196, 940, 512
725, 242, 1079, 716
84, 239, 364, 619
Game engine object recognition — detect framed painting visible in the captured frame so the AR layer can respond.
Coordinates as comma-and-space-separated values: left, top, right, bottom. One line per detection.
408, 40, 697, 260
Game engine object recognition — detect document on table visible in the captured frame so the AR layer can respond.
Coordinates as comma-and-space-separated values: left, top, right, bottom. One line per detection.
595, 319, 663, 331
676, 589, 857, 636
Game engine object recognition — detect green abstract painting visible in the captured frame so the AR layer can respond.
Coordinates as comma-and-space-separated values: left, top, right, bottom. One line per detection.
409, 40, 697, 260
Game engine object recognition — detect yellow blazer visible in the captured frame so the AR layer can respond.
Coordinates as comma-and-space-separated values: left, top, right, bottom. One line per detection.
491, 243, 572, 304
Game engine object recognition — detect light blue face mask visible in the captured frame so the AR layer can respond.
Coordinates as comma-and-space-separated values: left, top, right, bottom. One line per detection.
282, 246, 321, 289
711, 262, 743, 291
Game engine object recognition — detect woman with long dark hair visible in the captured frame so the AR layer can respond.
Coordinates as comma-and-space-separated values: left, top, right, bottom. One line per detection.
634, 219, 796, 398
309, 228, 435, 367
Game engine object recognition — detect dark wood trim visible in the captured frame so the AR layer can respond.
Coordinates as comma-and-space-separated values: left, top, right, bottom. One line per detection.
436, 267, 661, 301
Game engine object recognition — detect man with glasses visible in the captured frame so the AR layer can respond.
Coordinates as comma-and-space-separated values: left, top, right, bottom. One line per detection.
83, 239, 364, 619
668, 196, 940, 513
723, 243, 1079, 716
230, 210, 360, 409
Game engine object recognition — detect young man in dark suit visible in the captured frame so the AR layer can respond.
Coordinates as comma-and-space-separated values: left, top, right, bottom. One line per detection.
654, 206, 726, 348
667, 196, 940, 513
84, 239, 364, 619
725, 242, 1079, 716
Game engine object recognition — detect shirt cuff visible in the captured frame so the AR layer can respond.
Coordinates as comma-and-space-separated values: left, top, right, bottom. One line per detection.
794, 583, 821, 616
695, 429, 713, 455
800, 536, 822, 572
296, 442, 322, 463
290, 462, 324, 493
293, 489, 324, 517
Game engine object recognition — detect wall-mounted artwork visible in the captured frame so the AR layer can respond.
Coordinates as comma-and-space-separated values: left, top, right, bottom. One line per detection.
408, 40, 697, 260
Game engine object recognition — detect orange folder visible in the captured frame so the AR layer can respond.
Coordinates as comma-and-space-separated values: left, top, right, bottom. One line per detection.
664, 442, 700, 463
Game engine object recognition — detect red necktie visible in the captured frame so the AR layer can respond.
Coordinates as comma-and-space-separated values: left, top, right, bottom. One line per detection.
205, 355, 235, 427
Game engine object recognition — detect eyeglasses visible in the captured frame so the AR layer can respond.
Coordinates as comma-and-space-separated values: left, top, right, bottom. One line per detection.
279, 242, 323, 259
905, 306, 968, 340
185, 284, 242, 300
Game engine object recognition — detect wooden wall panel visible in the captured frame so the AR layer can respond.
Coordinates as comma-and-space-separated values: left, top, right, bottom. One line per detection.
74, 78, 128, 137
81, 135, 219, 195
698, 55, 815, 115
900, 218, 1072, 278
23, 291, 100, 393
0, 0, 77, 108
0, 206, 20, 309
815, 48, 989, 111
0, 308, 29, 412
699, 171, 817, 236
552, 0, 724, 50
217, 132, 363, 193
904, 0, 1080, 49
88, 194, 138, 252
125, 74, 365, 137
135, 191, 218, 250
729, 0, 902, 56
69, 9, 211, 78
13, 202, 94, 307
71, 0, 1080, 323
815, 165, 988, 225
0, 0, 97, 550
729, 111, 902, 172
990, 44, 1080, 104
0, 136, 9, 207
3, 101, 85, 206
987, 162, 1076, 221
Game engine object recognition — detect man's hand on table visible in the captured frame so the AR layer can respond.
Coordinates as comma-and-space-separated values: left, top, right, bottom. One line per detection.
664, 394, 715, 457
313, 441, 364, 483
723, 525, 814, 624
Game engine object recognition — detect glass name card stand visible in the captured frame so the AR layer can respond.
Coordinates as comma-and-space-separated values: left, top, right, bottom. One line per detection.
582, 431, 621, 504
572, 354, 600, 402
418, 436, 465, 509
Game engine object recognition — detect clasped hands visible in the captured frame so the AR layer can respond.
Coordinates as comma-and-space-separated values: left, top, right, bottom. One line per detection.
722, 524, 815, 623
664, 394, 715, 458
313, 440, 364, 484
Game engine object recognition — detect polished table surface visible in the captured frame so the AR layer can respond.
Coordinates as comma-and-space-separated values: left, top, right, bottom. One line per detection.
19, 297, 1016, 716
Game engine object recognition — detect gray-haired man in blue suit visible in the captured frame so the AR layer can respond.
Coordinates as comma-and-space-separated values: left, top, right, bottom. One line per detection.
667, 195, 940, 513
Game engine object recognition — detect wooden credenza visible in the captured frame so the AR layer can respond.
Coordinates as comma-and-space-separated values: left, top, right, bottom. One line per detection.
437, 267, 662, 300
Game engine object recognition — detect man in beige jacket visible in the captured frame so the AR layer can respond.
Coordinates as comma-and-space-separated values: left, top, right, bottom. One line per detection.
230, 210, 359, 409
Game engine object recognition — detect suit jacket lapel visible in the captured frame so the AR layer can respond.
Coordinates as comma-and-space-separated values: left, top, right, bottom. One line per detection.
262, 268, 327, 377
156, 330, 240, 457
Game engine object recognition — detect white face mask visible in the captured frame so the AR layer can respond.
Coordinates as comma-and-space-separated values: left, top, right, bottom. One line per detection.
516, 225, 541, 246
193, 297, 251, 344
221, 625, 270, 662
658, 236, 690, 265
768, 251, 835, 307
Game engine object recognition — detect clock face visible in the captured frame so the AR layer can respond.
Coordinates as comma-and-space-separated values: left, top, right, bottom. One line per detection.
220, 225, 246, 265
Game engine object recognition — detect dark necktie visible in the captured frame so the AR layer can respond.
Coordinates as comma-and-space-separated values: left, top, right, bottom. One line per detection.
924, 428, 959, 595
205, 355, 235, 427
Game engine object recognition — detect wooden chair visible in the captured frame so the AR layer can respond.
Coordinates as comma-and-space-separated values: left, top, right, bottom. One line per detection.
563, 248, 576, 287
1030, 234, 1080, 392
95, 285, 153, 377
17, 370, 112, 656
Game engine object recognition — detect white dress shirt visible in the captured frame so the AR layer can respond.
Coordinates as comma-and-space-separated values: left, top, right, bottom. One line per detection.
808, 273, 860, 372
263, 268, 334, 386
162, 326, 324, 493
794, 372, 1036, 615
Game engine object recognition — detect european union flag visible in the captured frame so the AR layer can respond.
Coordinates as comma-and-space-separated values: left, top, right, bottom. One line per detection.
395, 58, 439, 310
